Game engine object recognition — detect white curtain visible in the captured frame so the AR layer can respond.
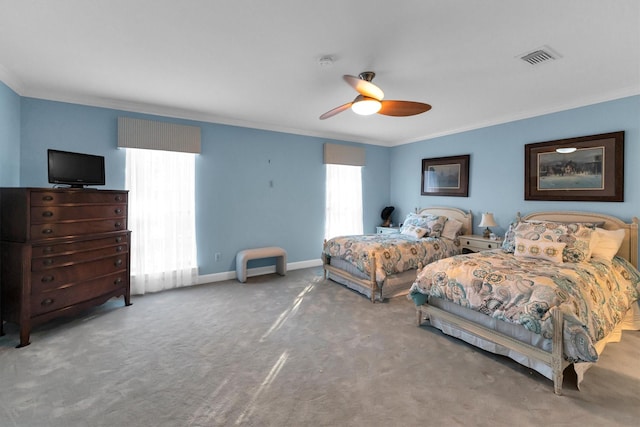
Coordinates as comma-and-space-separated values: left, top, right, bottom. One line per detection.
125, 148, 198, 295
324, 164, 363, 239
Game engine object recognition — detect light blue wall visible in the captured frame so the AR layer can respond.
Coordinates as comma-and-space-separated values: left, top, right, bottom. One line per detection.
18, 98, 390, 274
390, 96, 640, 240
10, 91, 639, 275
0, 81, 20, 186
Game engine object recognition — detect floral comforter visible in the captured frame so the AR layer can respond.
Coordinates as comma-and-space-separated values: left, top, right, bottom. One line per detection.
409, 250, 640, 362
323, 234, 460, 284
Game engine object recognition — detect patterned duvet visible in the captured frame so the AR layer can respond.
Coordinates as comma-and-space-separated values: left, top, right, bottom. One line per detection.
410, 250, 640, 362
323, 234, 460, 284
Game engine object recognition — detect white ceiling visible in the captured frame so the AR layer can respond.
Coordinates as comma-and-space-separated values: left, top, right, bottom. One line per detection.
1, 0, 638, 147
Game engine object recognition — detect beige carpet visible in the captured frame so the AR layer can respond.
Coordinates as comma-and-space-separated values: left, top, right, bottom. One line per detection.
0, 267, 638, 426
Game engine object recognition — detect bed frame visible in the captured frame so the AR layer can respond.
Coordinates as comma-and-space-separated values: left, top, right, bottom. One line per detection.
323, 207, 473, 302
416, 211, 639, 395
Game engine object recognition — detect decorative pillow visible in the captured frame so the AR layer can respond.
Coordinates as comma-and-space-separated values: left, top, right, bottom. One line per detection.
400, 225, 428, 238
511, 221, 594, 263
441, 218, 464, 240
590, 228, 625, 261
423, 215, 447, 238
502, 220, 603, 254
401, 213, 447, 238
514, 237, 566, 263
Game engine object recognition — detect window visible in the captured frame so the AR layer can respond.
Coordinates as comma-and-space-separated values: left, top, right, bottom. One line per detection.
125, 148, 198, 294
324, 164, 363, 239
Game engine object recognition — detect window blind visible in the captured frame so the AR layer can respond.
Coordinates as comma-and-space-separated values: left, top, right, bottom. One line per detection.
117, 117, 201, 154
323, 143, 365, 166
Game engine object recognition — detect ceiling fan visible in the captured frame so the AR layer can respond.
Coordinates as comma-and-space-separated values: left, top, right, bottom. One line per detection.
319, 71, 432, 120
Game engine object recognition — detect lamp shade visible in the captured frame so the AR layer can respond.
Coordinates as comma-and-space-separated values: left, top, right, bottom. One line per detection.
478, 212, 497, 228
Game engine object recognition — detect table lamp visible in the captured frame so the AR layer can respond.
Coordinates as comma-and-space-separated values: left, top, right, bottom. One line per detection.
478, 212, 497, 238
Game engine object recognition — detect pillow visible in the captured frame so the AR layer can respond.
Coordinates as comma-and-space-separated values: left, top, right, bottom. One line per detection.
441, 218, 464, 240
514, 237, 566, 263
502, 219, 603, 254
400, 225, 428, 238
507, 221, 594, 263
590, 228, 625, 261
401, 213, 447, 238
423, 215, 447, 238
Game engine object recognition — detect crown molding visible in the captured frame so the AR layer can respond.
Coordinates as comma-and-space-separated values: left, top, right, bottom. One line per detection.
11, 78, 638, 149
0, 64, 24, 94
398, 87, 640, 146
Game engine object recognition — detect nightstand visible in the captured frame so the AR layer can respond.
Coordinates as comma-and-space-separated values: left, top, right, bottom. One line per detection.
459, 234, 503, 253
376, 226, 400, 234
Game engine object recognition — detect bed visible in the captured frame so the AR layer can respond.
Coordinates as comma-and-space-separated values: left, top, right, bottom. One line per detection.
322, 207, 473, 302
409, 211, 640, 394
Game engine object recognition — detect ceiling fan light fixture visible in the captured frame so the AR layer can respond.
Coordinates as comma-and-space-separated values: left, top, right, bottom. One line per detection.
352, 98, 381, 115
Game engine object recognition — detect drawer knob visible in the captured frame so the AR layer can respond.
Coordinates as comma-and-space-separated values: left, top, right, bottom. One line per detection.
114, 208, 122, 214
42, 247, 53, 254
42, 195, 54, 201
116, 246, 123, 252
115, 196, 122, 201
41, 298, 54, 306
115, 236, 123, 243
43, 259, 54, 266
114, 277, 123, 285
114, 222, 122, 228
114, 259, 123, 267
42, 211, 54, 217
42, 228, 54, 235
41, 275, 54, 283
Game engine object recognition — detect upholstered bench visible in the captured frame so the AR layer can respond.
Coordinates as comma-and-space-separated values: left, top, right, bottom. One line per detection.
235, 246, 287, 283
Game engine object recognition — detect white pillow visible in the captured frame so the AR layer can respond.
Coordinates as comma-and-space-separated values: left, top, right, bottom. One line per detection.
441, 218, 463, 240
401, 225, 428, 238
514, 236, 566, 263
590, 228, 625, 261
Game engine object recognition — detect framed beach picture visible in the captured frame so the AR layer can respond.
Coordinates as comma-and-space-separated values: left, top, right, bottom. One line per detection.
524, 131, 624, 201
421, 155, 470, 197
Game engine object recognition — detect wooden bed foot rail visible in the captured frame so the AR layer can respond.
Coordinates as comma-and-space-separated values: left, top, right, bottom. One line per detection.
321, 253, 381, 303
416, 302, 567, 395
368, 250, 378, 303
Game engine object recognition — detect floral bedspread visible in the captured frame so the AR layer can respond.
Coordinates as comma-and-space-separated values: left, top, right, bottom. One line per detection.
323, 234, 460, 284
409, 250, 640, 362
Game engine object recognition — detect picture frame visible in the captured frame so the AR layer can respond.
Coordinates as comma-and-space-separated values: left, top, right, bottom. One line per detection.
421, 155, 470, 197
524, 131, 624, 202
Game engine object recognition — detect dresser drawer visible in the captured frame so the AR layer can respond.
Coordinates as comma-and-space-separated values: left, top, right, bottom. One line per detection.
31, 272, 129, 316
32, 244, 128, 271
30, 205, 126, 223
32, 233, 129, 258
31, 191, 127, 206
30, 219, 127, 239
31, 254, 128, 293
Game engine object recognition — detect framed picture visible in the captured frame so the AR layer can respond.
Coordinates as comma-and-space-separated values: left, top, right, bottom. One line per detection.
524, 131, 624, 201
421, 155, 470, 197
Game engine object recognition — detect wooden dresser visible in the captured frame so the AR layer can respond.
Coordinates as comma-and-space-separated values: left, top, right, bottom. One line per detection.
0, 188, 131, 347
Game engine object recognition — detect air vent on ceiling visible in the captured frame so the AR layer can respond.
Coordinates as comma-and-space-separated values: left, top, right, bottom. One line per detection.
520, 46, 560, 65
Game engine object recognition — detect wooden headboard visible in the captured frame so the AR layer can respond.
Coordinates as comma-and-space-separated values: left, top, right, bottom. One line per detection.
518, 211, 639, 268
418, 206, 473, 236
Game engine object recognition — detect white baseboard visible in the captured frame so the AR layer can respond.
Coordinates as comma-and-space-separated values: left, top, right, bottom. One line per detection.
196, 258, 323, 285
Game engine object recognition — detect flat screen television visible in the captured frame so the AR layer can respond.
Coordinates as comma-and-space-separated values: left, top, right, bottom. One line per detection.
47, 149, 106, 188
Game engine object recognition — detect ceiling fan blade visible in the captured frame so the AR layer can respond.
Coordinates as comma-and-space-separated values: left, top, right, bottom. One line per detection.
343, 75, 384, 100
378, 100, 432, 117
319, 102, 353, 120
